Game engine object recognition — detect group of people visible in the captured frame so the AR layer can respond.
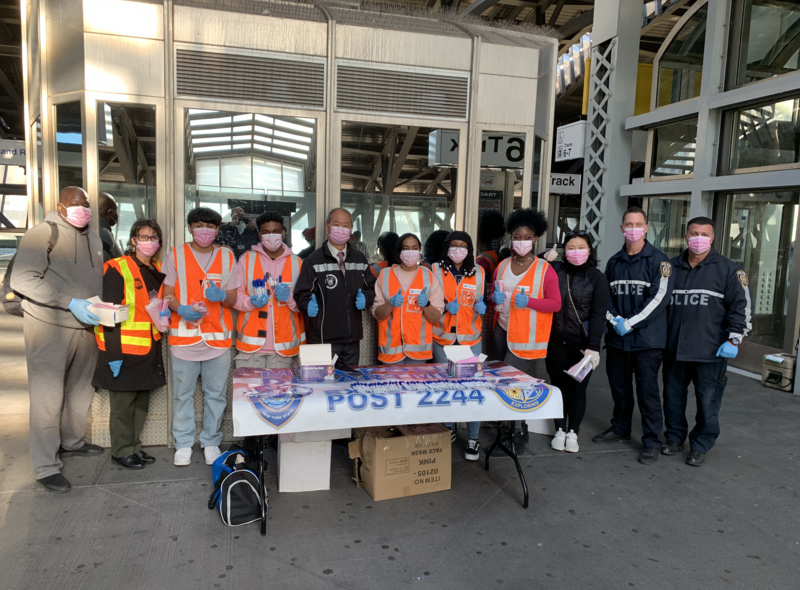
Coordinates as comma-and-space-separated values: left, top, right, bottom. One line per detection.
11, 186, 751, 493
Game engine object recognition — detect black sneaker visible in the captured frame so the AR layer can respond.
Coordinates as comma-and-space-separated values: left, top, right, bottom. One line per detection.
638, 447, 660, 465
449, 427, 456, 443
465, 439, 480, 461
686, 450, 706, 467
592, 428, 631, 444
661, 441, 685, 456
59, 443, 103, 457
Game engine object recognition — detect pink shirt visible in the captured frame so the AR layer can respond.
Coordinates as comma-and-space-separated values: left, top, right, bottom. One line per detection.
371, 265, 445, 315
234, 244, 299, 356
163, 244, 239, 361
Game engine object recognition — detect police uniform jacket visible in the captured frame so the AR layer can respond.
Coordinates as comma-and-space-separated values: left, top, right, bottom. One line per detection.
665, 248, 752, 362
605, 240, 674, 352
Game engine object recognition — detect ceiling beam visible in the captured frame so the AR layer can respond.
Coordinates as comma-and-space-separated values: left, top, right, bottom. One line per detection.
460, 0, 502, 16
0, 67, 21, 111
547, 0, 567, 26
557, 9, 593, 39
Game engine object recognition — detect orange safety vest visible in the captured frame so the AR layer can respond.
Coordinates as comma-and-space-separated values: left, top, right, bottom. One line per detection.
368, 260, 389, 279
477, 251, 499, 278
431, 263, 484, 346
377, 265, 434, 363
94, 256, 162, 356
168, 244, 234, 349
497, 257, 553, 359
236, 251, 306, 356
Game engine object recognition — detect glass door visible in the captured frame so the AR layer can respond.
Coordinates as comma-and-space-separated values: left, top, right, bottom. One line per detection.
644, 195, 691, 259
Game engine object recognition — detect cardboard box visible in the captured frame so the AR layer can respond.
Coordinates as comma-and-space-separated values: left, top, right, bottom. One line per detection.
87, 296, 129, 327
349, 424, 451, 501
288, 428, 352, 443
277, 434, 332, 492
297, 344, 335, 382
444, 345, 487, 378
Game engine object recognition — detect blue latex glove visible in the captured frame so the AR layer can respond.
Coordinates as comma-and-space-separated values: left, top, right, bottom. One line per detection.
274, 282, 291, 303
613, 318, 633, 336
716, 341, 739, 359
514, 292, 528, 308
178, 304, 204, 322
390, 289, 404, 308
355, 288, 366, 310
204, 282, 226, 302
159, 308, 171, 318
446, 300, 460, 315
475, 298, 487, 315
417, 287, 429, 308
250, 293, 269, 308
307, 294, 319, 317
68, 298, 100, 326
108, 360, 122, 378
491, 290, 505, 305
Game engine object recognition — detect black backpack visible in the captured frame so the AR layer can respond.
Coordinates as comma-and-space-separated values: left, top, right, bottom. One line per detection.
208, 446, 268, 527
1, 221, 59, 317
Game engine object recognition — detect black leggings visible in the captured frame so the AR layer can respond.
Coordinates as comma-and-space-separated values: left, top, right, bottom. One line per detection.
545, 340, 593, 434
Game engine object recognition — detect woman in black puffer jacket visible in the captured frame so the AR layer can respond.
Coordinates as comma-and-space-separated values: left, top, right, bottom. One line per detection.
544, 231, 610, 453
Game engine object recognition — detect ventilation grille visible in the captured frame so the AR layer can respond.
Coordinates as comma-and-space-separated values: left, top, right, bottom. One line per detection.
176, 49, 325, 108
336, 64, 469, 120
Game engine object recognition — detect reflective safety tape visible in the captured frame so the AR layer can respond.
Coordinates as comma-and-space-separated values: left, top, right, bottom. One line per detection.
609, 279, 651, 287
672, 289, 723, 298
313, 263, 340, 272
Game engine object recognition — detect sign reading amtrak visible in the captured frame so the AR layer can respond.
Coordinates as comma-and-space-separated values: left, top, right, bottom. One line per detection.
232, 362, 562, 436
429, 130, 526, 168
0, 140, 26, 166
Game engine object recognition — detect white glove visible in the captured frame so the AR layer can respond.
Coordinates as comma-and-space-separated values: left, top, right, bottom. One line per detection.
581, 349, 600, 370
543, 244, 558, 262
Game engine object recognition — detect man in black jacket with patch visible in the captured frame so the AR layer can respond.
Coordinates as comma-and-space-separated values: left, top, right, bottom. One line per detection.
293, 208, 375, 366
662, 217, 752, 467
593, 207, 674, 465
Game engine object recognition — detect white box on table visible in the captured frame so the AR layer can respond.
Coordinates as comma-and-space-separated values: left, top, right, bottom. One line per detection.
277, 434, 331, 492
288, 428, 351, 443
297, 344, 335, 381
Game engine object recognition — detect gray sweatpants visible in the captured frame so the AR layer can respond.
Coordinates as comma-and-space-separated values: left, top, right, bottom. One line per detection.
23, 314, 98, 479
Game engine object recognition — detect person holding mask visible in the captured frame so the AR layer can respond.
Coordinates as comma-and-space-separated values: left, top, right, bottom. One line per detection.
234, 211, 305, 370
92, 219, 166, 469
11, 186, 104, 492
543, 231, 610, 453
662, 217, 752, 467
294, 208, 374, 367
432, 232, 486, 460
162, 207, 238, 467
98, 192, 122, 262
490, 208, 561, 376
372, 233, 444, 364
368, 231, 399, 280
593, 207, 674, 466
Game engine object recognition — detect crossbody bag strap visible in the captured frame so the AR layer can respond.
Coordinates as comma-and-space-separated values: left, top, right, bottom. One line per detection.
566, 273, 583, 326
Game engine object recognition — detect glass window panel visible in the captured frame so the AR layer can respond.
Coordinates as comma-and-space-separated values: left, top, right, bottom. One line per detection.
56, 101, 83, 192
97, 102, 157, 255
196, 159, 220, 187
727, 96, 800, 171
651, 118, 698, 177
644, 196, 690, 258
656, 4, 707, 107
221, 156, 252, 188
253, 157, 282, 191
735, 0, 800, 86
726, 191, 799, 348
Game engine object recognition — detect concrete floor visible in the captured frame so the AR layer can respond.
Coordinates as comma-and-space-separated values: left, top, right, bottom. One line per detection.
1, 307, 798, 590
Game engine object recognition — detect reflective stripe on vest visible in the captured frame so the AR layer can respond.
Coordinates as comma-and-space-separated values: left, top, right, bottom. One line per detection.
498, 257, 552, 358
432, 264, 484, 346
168, 244, 233, 347
377, 266, 433, 362
236, 251, 305, 356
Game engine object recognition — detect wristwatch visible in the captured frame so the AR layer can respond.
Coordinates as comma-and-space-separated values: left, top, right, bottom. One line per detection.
729, 337, 741, 346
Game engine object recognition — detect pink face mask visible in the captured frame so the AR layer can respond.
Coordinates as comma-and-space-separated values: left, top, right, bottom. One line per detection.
687, 236, 712, 254
448, 247, 468, 264
192, 227, 217, 247
136, 240, 160, 258
63, 205, 92, 228
261, 233, 284, 251
328, 226, 351, 245
623, 227, 646, 244
565, 249, 590, 265
400, 249, 420, 267
512, 240, 533, 256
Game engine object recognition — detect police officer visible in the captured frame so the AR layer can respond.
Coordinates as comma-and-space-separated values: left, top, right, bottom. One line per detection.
593, 207, 674, 465
662, 217, 751, 467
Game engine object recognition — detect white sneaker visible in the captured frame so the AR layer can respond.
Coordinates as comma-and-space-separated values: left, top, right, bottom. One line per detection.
203, 445, 221, 465
551, 429, 566, 451
174, 447, 192, 466
565, 430, 579, 453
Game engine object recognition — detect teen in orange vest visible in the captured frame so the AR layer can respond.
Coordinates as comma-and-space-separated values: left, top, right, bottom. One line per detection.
490, 208, 561, 376
372, 233, 444, 364
92, 219, 166, 470
432, 231, 488, 461
234, 211, 305, 370
162, 207, 238, 468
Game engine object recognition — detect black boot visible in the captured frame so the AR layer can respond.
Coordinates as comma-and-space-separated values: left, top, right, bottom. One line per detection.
37, 473, 71, 492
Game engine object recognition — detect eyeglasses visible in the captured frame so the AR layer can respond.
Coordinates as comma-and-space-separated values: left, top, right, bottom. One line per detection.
135, 234, 160, 242
564, 230, 589, 241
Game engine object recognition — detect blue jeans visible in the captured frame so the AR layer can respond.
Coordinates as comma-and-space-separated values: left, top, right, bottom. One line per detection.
435, 341, 482, 441
171, 351, 231, 450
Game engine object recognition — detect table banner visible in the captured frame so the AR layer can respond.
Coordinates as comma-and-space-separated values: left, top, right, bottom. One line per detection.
232, 361, 563, 437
